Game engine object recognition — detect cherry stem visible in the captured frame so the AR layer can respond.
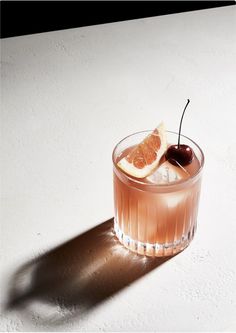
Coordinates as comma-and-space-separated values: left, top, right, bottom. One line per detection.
178, 99, 190, 148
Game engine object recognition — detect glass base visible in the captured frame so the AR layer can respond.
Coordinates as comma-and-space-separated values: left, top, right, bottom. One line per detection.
114, 220, 196, 257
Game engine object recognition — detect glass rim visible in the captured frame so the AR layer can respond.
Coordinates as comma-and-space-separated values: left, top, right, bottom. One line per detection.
112, 130, 205, 188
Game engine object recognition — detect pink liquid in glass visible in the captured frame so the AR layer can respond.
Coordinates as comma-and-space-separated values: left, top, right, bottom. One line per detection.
112, 131, 204, 257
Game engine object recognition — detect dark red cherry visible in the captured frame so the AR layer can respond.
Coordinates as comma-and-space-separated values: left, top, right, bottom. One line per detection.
166, 144, 193, 166
167, 98, 194, 166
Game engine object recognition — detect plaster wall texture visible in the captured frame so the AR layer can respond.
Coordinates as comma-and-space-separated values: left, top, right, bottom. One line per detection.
1, 5, 236, 332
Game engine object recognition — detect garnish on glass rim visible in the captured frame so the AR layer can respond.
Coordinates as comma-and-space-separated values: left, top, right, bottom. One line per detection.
165, 99, 193, 166
117, 122, 167, 178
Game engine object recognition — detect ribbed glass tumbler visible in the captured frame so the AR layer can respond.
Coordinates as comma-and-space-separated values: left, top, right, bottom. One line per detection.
112, 131, 204, 257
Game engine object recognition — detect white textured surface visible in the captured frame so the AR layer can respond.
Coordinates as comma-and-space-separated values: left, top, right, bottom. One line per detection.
1, 6, 236, 332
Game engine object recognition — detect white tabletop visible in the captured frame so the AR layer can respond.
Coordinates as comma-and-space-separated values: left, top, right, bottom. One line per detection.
1, 5, 236, 332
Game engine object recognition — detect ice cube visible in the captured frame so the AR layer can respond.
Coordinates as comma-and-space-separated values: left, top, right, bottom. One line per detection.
147, 160, 190, 184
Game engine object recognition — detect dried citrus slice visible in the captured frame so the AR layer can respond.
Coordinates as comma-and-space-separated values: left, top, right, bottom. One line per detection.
117, 122, 167, 178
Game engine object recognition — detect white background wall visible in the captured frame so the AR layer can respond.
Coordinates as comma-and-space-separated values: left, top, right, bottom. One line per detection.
1, 5, 236, 331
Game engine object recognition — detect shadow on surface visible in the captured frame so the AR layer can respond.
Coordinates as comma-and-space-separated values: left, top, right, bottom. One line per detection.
6, 218, 173, 325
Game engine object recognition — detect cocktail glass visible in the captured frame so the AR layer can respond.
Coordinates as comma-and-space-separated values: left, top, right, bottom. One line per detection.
112, 130, 204, 257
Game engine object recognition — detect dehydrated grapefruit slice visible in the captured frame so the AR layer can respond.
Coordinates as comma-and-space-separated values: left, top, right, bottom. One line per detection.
117, 122, 167, 178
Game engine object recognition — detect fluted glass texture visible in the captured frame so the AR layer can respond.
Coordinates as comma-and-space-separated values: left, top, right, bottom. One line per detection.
113, 131, 204, 257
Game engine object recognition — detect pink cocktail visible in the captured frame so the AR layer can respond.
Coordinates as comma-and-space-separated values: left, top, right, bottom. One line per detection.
113, 130, 204, 257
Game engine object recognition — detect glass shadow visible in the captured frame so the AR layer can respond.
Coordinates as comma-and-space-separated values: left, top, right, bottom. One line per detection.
6, 218, 173, 325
